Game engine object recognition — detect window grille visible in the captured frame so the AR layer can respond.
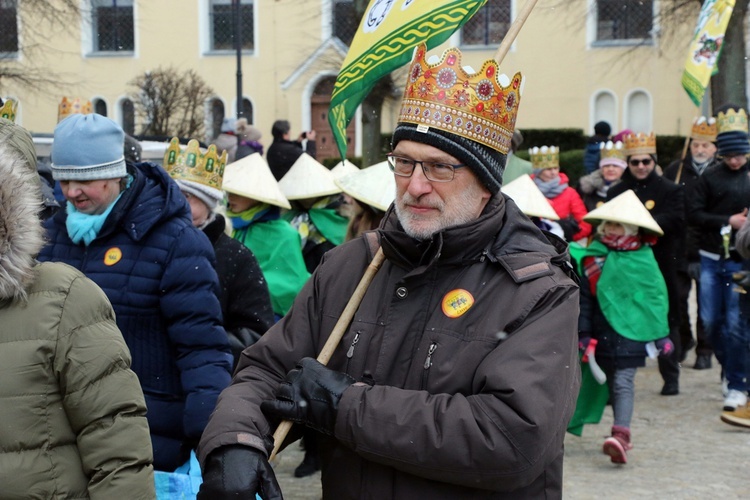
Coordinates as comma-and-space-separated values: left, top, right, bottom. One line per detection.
0, 0, 19, 54
596, 0, 653, 41
333, 0, 358, 46
91, 0, 134, 52
462, 1, 511, 47
210, 0, 254, 51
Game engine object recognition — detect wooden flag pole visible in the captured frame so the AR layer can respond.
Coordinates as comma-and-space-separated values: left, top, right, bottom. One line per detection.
493, 0, 539, 64
270, 248, 386, 460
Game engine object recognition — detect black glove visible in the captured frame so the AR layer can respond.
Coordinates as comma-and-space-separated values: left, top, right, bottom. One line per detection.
260, 357, 355, 436
198, 444, 282, 500
687, 262, 701, 281
558, 216, 580, 241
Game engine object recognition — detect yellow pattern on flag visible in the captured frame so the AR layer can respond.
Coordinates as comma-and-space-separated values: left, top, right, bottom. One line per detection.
329, 0, 488, 159
681, 0, 735, 107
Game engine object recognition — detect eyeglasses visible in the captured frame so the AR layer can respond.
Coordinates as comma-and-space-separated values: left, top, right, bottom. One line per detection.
629, 158, 653, 167
386, 154, 466, 182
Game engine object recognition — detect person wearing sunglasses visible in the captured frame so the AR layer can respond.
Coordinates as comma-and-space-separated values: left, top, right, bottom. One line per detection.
197, 43, 580, 499
689, 104, 750, 414
606, 132, 685, 397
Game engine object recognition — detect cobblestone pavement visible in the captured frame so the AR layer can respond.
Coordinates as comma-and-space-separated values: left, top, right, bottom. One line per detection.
270, 351, 749, 499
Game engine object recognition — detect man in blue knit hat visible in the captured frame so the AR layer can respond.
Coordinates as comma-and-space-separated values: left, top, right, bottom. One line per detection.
689, 104, 750, 413
38, 113, 233, 471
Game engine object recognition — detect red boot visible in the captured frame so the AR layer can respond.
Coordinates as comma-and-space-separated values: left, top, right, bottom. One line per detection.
602, 425, 632, 464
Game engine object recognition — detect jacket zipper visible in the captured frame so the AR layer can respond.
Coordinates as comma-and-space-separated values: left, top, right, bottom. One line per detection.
421, 342, 438, 389
345, 331, 361, 372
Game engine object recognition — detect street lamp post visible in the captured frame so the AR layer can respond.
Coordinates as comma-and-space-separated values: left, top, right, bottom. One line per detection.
233, 0, 243, 121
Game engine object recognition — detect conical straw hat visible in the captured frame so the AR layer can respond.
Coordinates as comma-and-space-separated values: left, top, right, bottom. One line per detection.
584, 189, 663, 235
330, 159, 360, 180
278, 153, 342, 200
335, 160, 395, 212
222, 153, 291, 209
501, 174, 559, 220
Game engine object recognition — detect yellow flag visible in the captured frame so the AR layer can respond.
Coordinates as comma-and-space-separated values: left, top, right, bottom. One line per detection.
329, 0, 488, 159
682, 0, 735, 106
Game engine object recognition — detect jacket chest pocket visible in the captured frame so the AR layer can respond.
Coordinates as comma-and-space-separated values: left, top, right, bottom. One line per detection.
325, 320, 383, 381
413, 329, 501, 393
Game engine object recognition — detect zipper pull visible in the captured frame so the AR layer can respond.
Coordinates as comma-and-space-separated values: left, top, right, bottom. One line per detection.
424, 342, 437, 369
346, 332, 361, 358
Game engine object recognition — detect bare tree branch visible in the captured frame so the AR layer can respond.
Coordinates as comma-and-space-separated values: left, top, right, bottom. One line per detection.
0, 0, 83, 92
129, 67, 214, 139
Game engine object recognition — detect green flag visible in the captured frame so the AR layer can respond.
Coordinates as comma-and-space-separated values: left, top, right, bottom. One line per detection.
328, 0, 488, 160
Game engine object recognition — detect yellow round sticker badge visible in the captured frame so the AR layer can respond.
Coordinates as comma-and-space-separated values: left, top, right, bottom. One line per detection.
104, 247, 122, 266
441, 289, 475, 318
645, 200, 655, 210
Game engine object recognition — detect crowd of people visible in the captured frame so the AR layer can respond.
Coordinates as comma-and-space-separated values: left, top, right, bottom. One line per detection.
1, 37, 749, 498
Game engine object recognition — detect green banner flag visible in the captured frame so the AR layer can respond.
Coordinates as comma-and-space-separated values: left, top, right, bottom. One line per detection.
681, 0, 735, 107
328, 0, 488, 160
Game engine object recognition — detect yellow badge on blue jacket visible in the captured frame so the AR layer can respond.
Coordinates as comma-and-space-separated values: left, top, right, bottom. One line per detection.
104, 247, 122, 266
442, 289, 474, 318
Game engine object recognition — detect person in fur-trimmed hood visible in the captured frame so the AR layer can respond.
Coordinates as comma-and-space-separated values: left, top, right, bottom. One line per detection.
0, 118, 154, 498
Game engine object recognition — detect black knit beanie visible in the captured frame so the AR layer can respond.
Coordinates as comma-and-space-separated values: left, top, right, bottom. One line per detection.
391, 123, 507, 195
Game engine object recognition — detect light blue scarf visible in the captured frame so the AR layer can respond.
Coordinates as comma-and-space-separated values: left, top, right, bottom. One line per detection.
65, 193, 123, 246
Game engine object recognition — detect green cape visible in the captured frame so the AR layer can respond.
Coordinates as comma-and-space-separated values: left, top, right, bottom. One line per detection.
233, 219, 310, 316
569, 240, 669, 342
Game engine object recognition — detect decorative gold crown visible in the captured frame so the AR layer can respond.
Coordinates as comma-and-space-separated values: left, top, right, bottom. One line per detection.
623, 132, 657, 156
529, 146, 559, 169
600, 140, 626, 161
717, 108, 748, 134
691, 116, 717, 142
58, 97, 93, 123
397, 43, 523, 155
0, 98, 17, 122
163, 137, 227, 191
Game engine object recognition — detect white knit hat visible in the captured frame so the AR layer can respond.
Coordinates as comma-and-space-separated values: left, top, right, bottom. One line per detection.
335, 160, 395, 212
175, 179, 223, 210
278, 153, 341, 200
501, 174, 559, 220
222, 153, 291, 209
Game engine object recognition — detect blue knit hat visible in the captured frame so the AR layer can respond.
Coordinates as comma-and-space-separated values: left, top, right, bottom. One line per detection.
51, 114, 127, 181
716, 107, 750, 156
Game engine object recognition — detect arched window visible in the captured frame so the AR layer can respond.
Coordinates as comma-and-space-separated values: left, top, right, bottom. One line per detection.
93, 98, 108, 117
241, 98, 253, 123
592, 90, 616, 133
120, 98, 135, 135
625, 90, 652, 133
209, 98, 225, 140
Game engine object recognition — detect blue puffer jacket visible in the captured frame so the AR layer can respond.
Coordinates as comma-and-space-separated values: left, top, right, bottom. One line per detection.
38, 162, 233, 471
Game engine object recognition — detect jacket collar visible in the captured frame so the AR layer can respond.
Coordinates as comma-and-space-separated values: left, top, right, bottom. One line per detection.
378, 195, 507, 270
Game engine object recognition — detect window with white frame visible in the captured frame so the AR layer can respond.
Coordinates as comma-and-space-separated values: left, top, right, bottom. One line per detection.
332, 0, 358, 46
595, 0, 653, 43
0, 0, 19, 54
625, 90, 651, 133
209, 0, 254, 52
93, 98, 108, 117
593, 91, 616, 133
120, 98, 135, 135
91, 0, 134, 53
461, 1, 511, 47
